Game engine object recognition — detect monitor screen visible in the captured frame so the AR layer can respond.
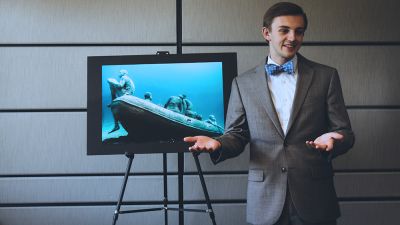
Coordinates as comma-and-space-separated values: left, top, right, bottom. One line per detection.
87, 53, 237, 155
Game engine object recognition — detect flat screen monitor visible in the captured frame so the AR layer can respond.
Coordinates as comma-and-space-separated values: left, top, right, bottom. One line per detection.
87, 53, 237, 155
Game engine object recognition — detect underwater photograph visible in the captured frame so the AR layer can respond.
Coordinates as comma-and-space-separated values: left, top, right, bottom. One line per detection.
101, 62, 225, 144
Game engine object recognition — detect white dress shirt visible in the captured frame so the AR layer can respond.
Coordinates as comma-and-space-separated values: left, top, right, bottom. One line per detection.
266, 55, 298, 135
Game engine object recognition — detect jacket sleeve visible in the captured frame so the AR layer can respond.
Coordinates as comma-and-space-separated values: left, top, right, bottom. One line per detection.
210, 78, 250, 164
326, 70, 355, 159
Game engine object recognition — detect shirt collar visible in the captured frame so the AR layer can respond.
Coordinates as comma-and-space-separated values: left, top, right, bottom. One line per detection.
267, 55, 298, 72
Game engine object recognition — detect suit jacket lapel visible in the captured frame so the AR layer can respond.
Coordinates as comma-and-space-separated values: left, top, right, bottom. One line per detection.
286, 54, 315, 136
253, 62, 285, 139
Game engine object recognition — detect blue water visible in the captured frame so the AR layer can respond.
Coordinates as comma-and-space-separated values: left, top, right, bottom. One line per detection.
101, 62, 225, 141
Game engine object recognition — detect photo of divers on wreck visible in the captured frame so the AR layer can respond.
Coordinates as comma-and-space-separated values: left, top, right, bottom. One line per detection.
101, 62, 225, 145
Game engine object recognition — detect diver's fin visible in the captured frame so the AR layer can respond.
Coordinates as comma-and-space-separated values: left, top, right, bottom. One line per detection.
108, 125, 120, 134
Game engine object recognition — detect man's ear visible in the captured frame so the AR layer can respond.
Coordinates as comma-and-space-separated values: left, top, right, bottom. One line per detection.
262, 27, 271, 42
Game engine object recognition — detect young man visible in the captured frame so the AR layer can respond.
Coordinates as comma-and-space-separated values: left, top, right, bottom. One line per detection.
184, 2, 354, 225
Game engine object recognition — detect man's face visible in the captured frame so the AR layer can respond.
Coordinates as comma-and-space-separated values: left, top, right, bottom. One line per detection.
262, 15, 305, 64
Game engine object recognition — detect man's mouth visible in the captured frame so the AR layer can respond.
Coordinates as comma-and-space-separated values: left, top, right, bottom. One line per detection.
283, 43, 296, 49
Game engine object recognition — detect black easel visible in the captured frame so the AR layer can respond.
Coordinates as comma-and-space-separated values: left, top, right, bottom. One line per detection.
111, 152, 217, 225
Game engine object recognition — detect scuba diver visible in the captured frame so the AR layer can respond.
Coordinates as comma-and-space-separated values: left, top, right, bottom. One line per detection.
180, 94, 193, 114
164, 94, 203, 120
180, 94, 203, 120
205, 115, 217, 125
205, 114, 224, 133
107, 69, 135, 134
144, 92, 153, 102
164, 95, 184, 113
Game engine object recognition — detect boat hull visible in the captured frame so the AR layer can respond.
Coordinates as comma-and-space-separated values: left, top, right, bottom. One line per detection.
110, 95, 223, 142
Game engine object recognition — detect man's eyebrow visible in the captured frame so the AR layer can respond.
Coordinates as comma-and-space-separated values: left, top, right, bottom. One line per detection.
277, 25, 305, 30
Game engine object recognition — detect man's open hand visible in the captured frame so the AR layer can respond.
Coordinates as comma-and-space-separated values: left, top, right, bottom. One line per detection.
183, 136, 221, 152
306, 132, 343, 151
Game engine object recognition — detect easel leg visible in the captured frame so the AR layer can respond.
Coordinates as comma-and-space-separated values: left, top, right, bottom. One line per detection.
192, 152, 217, 225
112, 153, 135, 225
178, 152, 184, 225
163, 153, 168, 225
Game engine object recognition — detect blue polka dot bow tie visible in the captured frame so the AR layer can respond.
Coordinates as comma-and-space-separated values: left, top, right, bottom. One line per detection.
265, 60, 294, 75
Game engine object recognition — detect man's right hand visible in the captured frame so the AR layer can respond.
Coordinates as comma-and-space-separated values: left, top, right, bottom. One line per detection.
183, 136, 221, 152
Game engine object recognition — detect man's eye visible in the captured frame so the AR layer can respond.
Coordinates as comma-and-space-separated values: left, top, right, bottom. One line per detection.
296, 30, 305, 35
279, 29, 289, 33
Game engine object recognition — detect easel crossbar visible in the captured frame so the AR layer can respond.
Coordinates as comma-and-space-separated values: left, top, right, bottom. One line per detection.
118, 207, 164, 214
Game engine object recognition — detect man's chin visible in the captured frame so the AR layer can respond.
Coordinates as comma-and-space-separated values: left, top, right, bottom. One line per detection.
282, 53, 296, 60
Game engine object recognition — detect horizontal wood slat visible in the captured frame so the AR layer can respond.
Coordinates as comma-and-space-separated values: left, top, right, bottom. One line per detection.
0, 0, 176, 43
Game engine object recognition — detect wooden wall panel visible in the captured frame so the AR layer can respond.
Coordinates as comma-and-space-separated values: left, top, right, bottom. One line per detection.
334, 110, 400, 170
0, 176, 178, 203
0, 205, 167, 225
0, 46, 176, 109
339, 201, 400, 225
334, 172, 400, 198
300, 47, 400, 106
182, 0, 400, 42
0, 0, 176, 43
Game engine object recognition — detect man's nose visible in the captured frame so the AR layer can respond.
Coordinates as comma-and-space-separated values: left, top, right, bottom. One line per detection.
287, 30, 295, 41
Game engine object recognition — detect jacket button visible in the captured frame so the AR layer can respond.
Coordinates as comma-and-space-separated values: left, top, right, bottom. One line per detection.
283, 142, 288, 147
281, 167, 287, 173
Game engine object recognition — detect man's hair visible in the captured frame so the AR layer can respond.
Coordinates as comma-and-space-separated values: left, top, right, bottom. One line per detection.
263, 2, 308, 30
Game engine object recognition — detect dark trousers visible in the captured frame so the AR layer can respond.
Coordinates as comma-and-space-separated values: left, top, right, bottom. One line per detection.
251, 187, 337, 225
273, 188, 337, 225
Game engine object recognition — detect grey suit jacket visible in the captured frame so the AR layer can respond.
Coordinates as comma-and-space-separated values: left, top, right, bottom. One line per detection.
211, 54, 355, 225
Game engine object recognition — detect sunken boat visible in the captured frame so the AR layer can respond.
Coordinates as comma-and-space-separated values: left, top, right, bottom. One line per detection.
109, 95, 224, 142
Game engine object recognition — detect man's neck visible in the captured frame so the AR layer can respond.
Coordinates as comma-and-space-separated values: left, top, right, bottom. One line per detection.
269, 54, 296, 65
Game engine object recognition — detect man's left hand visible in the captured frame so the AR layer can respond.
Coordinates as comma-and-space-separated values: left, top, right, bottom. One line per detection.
306, 132, 344, 151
